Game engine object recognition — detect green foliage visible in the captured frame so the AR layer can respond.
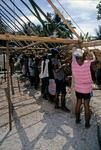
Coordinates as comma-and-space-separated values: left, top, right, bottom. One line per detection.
80, 32, 91, 41
95, 25, 101, 40
53, 14, 61, 23
96, 1, 101, 20
44, 13, 74, 38
0, 18, 10, 46
0, 19, 7, 34
24, 0, 75, 38
21, 13, 75, 39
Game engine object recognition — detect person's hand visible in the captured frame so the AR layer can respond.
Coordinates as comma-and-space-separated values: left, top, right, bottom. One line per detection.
72, 47, 77, 53
62, 64, 66, 67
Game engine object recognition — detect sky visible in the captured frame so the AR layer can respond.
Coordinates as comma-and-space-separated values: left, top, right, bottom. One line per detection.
35, 0, 101, 36
1, 0, 101, 36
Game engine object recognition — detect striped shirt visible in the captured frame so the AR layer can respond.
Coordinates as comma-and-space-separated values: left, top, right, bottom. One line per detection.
72, 59, 93, 93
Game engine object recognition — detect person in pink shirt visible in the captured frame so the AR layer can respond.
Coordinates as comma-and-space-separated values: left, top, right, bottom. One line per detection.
72, 48, 95, 128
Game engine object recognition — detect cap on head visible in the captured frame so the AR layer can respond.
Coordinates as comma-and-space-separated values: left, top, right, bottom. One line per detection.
51, 48, 59, 55
73, 48, 84, 58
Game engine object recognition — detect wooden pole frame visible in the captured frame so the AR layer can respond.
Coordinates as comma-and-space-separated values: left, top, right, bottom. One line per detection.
3, 53, 6, 81
0, 34, 101, 48
6, 41, 13, 131
0, 34, 80, 44
10, 73, 14, 95
17, 77, 21, 93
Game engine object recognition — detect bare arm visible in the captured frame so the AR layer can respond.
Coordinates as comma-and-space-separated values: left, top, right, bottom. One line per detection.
72, 47, 77, 63
55, 64, 66, 72
86, 51, 96, 62
90, 51, 96, 62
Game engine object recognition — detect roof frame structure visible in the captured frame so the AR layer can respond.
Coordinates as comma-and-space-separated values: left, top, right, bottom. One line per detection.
0, 0, 101, 51
0, 0, 74, 50
0, 34, 101, 49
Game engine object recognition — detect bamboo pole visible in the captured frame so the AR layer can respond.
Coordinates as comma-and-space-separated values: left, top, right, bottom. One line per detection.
4, 88, 12, 130
0, 34, 79, 44
6, 41, 12, 131
0, 34, 101, 48
10, 73, 14, 95
9, 56, 15, 95
82, 40, 101, 47
17, 77, 21, 93
3, 53, 6, 81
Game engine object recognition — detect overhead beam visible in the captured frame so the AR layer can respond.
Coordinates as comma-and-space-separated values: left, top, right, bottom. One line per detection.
0, 34, 79, 44
0, 34, 101, 47
14, 41, 41, 50
0, 45, 48, 52
47, 0, 80, 39
82, 40, 101, 47
0, 47, 46, 50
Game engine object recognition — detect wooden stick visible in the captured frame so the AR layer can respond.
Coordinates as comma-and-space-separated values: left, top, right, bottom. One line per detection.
17, 77, 21, 93
10, 74, 14, 95
0, 34, 79, 44
0, 34, 101, 48
3, 53, 6, 81
82, 40, 101, 47
4, 88, 12, 131
6, 41, 12, 131
10, 66, 14, 95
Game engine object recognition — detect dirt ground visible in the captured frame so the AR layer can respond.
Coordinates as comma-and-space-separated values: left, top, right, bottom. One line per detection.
0, 79, 100, 150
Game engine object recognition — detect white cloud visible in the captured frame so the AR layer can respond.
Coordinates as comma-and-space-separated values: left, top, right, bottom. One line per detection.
49, 0, 100, 35
53, 0, 98, 19
77, 20, 101, 35
9, 0, 100, 36
60, 0, 98, 10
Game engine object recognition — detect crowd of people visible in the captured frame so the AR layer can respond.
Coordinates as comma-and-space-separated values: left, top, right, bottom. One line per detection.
15, 48, 71, 112
12, 47, 101, 129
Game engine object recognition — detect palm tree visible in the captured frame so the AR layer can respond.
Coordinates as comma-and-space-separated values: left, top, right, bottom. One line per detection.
96, 1, 101, 20
28, 0, 75, 38
44, 13, 75, 38
0, 18, 8, 34
80, 32, 92, 41
0, 17, 12, 46
95, 25, 101, 40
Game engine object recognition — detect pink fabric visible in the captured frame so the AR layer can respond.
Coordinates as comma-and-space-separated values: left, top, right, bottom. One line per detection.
48, 79, 56, 95
72, 60, 93, 93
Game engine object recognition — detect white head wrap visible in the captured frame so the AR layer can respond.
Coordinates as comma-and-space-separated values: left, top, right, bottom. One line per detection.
73, 48, 84, 57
